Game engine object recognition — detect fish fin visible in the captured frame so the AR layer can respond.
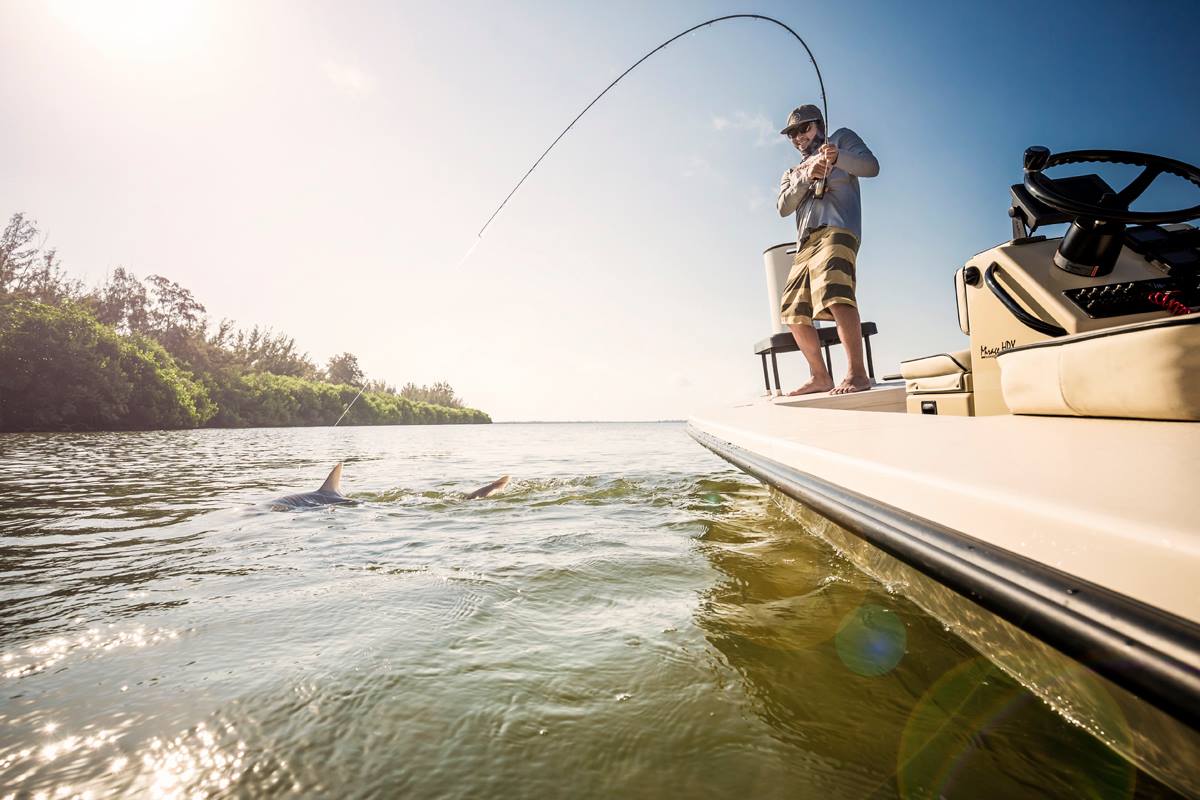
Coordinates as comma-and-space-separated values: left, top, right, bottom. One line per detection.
466, 475, 510, 499
318, 462, 343, 493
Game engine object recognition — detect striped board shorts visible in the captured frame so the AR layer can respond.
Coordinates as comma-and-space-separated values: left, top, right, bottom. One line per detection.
779, 226, 860, 326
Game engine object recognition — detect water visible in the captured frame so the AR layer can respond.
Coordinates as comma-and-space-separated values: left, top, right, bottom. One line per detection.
0, 423, 1182, 799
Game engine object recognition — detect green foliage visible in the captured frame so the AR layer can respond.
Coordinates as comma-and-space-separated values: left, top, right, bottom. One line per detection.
208, 373, 490, 427
0, 298, 214, 431
222, 325, 318, 379
400, 380, 463, 408
325, 352, 364, 387
121, 334, 217, 429
0, 211, 491, 430
0, 213, 82, 305
89, 266, 151, 333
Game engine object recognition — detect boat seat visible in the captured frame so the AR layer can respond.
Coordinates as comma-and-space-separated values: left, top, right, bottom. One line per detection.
753, 323, 879, 394
898, 349, 972, 394
998, 315, 1200, 421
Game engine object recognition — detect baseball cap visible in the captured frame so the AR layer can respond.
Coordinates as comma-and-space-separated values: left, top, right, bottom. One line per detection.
780, 104, 824, 136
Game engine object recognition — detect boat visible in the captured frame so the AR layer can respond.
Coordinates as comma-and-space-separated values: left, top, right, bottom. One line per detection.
689, 146, 1200, 797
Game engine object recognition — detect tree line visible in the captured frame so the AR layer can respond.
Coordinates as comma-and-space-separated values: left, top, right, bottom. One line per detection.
0, 212, 491, 431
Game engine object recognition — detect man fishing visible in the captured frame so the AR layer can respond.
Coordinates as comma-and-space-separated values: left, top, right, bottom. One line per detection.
776, 104, 879, 395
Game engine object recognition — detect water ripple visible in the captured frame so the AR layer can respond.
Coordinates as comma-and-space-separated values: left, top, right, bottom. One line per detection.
0, 424, 1182, 799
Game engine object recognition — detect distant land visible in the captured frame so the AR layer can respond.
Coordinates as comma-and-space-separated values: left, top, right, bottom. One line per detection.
495, 420, 686, 424
0, 212, 490, 432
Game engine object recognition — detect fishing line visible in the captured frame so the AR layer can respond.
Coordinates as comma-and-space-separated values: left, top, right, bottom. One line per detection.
333, 383, 368, 427
474, 13, 828, 243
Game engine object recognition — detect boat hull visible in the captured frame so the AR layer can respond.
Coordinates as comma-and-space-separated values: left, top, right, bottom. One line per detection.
689, 410, 1200, 797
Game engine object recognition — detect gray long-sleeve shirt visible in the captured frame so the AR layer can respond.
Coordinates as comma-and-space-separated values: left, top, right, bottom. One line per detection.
777, 127, 879, 247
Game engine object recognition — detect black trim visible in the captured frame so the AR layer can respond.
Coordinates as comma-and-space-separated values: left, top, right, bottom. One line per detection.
688, 425, 1200, 731
956, 268, 974, 337
999, 312, 1200, 356
985, 263, 1069, 337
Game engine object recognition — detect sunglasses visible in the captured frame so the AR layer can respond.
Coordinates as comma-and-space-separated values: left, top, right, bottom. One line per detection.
791, 121, 817, 136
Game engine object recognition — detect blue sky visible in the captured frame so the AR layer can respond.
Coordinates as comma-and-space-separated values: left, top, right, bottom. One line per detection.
2, 0, 1198, 420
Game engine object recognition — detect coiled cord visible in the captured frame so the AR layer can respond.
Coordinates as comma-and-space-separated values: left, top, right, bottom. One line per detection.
1147, 290, 1193, 316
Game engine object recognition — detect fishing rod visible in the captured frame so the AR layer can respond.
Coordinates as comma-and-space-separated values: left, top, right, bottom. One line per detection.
476, 14, 828, 241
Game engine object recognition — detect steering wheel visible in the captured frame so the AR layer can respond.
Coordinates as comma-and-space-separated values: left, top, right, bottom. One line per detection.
1023, 147, 1200, 225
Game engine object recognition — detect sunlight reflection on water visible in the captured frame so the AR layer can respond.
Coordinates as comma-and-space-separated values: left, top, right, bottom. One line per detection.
3, 626, 180, 679
0, 424, 1184, 799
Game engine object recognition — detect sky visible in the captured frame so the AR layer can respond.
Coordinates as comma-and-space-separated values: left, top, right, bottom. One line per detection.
2, 0, 1199, 421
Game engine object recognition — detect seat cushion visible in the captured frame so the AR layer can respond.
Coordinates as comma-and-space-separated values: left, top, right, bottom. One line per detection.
906, 371, 972, 393
900, 349, 971, 379
998, 315, 1200, 421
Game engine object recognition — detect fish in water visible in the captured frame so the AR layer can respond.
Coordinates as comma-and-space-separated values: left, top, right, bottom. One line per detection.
464, 475, 510, 499
270, 462, 353, 510
270, 464, 511, 510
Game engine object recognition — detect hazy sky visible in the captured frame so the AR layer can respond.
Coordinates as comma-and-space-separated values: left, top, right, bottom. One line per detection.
3, 0, 1199, 420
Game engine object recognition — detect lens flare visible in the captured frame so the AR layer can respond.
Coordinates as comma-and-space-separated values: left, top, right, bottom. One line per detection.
834, 603, 906, 677
898, 657, 1137, 800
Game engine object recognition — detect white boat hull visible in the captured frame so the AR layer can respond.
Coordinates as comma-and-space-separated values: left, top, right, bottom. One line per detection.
690, 392, 1200, 797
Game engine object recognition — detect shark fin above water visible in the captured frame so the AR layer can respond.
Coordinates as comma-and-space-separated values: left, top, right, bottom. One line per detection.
270, 462, 352, 510
465, 475, 511, 499
271, 465, 511, 510
318, 462, 343, 494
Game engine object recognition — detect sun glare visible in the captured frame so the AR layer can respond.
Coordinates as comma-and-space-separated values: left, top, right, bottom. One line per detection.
51, 0, 206, 60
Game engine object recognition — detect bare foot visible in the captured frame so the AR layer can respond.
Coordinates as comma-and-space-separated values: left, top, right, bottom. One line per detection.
830, 374, 872, 395
786, 377, 834, 396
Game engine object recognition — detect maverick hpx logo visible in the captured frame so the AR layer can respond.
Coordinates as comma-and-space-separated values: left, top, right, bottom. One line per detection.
979, 339, 1017, 359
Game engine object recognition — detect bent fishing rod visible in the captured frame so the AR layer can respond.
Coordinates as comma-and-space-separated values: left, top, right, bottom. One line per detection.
476, 14, 829, 241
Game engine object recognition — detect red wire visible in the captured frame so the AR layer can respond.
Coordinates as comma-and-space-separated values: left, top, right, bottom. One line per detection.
1147, 291, 1193, 316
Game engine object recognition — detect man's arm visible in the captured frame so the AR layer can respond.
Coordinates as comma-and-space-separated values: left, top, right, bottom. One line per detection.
829, 129, 879, 177
777, 167, 810, 217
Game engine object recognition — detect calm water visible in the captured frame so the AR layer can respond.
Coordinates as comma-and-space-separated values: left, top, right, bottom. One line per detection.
0, 423, 1181, 799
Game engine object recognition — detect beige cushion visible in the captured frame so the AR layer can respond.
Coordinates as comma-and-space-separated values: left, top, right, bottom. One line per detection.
900, 349, 973, 394
900, 349, 971, 379
905, 371, 973, 394
998, 316, 1200, 421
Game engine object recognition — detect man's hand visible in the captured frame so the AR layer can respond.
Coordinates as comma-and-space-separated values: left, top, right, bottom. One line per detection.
801, 144, 840, 180
799, 156, 828, 181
